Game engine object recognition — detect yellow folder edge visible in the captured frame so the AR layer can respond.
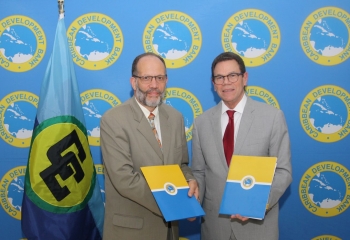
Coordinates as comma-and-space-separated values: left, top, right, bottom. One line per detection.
227, 155, 277, 183
141, 165, 188, 190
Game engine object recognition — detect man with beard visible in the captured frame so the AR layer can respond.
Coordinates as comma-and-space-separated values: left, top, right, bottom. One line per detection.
100, 52, 199, 240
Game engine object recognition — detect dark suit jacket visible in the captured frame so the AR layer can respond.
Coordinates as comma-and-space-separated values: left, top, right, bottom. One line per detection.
191, 96, 292, 240
100, 97, 194, 240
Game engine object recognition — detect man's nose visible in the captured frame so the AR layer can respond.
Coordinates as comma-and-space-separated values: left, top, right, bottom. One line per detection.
149, 77, 159, 87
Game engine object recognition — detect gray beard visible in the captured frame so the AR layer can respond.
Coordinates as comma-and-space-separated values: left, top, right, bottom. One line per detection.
135, 83, 165, 108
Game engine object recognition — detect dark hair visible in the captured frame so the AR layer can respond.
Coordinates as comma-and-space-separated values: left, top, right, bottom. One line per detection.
211, 52, 246, 80
131, 52, 166, 76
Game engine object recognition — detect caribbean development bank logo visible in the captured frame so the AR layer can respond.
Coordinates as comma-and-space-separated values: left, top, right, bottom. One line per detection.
67, 13, 123, 70
246, 86, 280, 109
0, 91, 38, 147
299, 161, 350, 217
312, 235, 341, 240
300, 7, 350, 66
80, 89, 121, 146
300, 85, 350, 142
241, 175, 255, 190
0, 15, 46, 72
143, 11, 202, 68
221, 9, 281, 67
164, 182, 177, 196
95, 164, 105, 205
165, 88, 202, 141
0, 166, 26, 220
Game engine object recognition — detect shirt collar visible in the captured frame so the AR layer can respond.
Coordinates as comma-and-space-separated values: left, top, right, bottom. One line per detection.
221, 94, 247, 115
135, 97, 159, 118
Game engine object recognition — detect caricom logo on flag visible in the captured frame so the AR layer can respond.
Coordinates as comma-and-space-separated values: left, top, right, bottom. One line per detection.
25, 116, 96, 213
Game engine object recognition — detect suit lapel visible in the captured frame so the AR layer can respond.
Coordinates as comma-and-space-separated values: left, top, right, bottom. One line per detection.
130, 98, 163, 161
235, 96, 254, 154
210, 102, 228, 169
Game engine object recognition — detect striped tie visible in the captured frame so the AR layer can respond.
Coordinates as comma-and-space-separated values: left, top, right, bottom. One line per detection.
148, 113, 162, 148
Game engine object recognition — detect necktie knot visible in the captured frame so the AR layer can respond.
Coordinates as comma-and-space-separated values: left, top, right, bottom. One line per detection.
227, 110, 235, 119
148, 113, 155, 121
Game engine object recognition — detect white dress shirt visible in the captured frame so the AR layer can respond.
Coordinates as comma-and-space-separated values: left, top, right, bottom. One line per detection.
135, 97, 162, 144
220, 94, 247, 147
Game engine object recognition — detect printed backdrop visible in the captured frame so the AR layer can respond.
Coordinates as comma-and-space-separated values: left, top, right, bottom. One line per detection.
1, 1, 349, 239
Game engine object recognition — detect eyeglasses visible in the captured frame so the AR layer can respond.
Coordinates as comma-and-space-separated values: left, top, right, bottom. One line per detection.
133, 75, 167, 84
213, 73, 243, 85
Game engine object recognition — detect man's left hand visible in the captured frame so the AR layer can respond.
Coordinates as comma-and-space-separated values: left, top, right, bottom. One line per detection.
187, 179, 199, 200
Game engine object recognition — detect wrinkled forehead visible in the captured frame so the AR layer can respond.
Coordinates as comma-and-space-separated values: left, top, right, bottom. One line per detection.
136, 56, 167, 75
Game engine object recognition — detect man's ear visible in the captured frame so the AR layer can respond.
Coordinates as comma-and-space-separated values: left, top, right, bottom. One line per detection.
243, 72, 248, 86
130, 77, 136, 90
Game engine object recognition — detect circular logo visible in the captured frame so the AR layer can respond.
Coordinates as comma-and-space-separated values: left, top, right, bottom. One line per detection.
312, 235, 341, 240
300, 7, 350, 66
246, 86, 280, 109
240, 175, 255, 190
164, 87, 203, 141
300, 85, 350, 143
25, 116, 95, 213
0, 166, 26, 220
67, 13, 124, 70
164, 182, 177, 195
95, 164, 105, 205
299, 161, 350, 217
143, 11, 202, 68
80, 89, 122, 146
221, 9, 281, 67
0, 91, 39, 147
0, 15, 46, 72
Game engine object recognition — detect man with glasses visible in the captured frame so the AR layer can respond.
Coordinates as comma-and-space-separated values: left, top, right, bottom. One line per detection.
100, 52, 199, 240
191, 52, 292, 240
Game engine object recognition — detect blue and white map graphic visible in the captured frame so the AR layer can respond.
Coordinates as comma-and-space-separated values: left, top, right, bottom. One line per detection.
309, 96, 346, 134
4, 102, 35, 139
153, 21, 192, 60
309, 171, 345, 208
82, 100, 112, 138
75, 23, 113, 61
310, 17, 348, 56
232, 19, 270, 58
165, 99, 192, 132
0, 26, 36, 63
7, 176, 24, 212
